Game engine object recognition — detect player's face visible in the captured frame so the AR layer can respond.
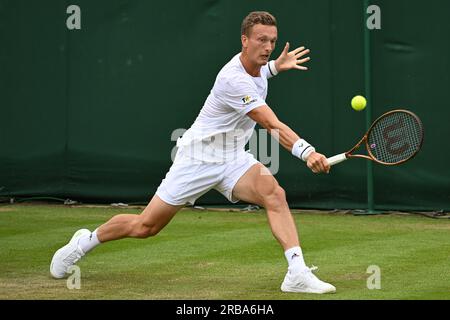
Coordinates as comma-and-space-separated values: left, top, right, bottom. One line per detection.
243, 24, 277, 66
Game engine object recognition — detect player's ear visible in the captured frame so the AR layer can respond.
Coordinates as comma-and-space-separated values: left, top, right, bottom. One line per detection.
241, 34, 248, 49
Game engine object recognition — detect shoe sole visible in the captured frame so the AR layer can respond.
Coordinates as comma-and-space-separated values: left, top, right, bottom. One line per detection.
50, 229, 90, 279
281, 284, 336, 294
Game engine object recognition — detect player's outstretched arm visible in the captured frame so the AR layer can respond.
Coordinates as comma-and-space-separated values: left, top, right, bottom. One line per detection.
247, 105, 330, 174
274, 42, 310, 72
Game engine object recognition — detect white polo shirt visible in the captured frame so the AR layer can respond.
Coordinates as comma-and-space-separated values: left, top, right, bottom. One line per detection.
177, 53, 274, 162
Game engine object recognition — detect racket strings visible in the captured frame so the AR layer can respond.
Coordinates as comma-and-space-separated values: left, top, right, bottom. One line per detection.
368, 112, 423, 164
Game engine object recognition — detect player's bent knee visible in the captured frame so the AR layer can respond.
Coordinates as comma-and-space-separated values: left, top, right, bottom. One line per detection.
133, 219, 161, 238
135, 224, 160, 238
264, 186, 287, 209
273, 186, 287, 204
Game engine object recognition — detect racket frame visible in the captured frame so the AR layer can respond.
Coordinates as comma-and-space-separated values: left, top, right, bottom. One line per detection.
327, 109, 423, 166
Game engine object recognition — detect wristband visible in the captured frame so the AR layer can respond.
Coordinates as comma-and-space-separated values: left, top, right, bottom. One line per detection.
291, 139, 316, 162
268, 60, 278, 76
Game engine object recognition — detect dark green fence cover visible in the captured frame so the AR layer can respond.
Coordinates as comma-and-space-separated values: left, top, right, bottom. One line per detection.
1, 0, 448, 210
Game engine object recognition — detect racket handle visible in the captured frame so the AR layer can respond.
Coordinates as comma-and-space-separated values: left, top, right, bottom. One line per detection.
327, 153, 348, 166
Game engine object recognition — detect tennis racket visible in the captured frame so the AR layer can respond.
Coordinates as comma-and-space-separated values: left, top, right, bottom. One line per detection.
327, 109, 424, 166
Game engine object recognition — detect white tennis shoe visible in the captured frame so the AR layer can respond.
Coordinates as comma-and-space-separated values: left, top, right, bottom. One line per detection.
50, 229, 90, 279
281, 266, 336, 294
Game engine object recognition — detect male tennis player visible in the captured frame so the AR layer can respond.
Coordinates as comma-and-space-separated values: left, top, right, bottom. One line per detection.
50, 11, 335, 294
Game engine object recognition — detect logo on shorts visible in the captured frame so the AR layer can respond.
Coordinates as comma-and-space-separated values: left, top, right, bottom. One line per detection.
242, 95, 256, 105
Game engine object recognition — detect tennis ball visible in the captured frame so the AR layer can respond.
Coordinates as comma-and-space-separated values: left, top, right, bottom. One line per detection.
351, 95, 367, 111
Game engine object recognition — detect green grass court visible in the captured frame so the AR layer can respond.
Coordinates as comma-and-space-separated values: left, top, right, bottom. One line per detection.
0, 205, 449, 300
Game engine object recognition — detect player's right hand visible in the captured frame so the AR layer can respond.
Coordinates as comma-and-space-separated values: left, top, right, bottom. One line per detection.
306, 152, 330, 174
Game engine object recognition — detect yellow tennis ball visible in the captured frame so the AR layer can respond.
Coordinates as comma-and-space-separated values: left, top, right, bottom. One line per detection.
351, 95, 367, 111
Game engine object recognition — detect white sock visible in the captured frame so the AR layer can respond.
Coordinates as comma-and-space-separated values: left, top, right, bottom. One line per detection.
284, 246, 307, 274
78, 228, 101, 253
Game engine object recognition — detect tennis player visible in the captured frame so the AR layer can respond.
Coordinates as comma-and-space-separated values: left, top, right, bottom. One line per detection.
51, 11, 335, 294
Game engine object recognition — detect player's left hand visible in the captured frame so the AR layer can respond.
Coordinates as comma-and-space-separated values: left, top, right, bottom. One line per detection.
275, 42, 310, 72
306, 152, 330, 174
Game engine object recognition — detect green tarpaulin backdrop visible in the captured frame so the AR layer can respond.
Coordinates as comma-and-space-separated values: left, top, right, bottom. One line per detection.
1, 0, 449, 210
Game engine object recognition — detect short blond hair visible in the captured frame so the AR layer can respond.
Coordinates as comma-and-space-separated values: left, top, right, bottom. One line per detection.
241, 11, 277, 36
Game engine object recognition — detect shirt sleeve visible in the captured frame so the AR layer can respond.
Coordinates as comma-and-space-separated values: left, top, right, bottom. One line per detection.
217, 75, 267, 115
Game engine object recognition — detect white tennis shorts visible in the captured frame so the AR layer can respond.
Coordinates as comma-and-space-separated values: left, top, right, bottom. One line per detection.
155, 148, 259, 206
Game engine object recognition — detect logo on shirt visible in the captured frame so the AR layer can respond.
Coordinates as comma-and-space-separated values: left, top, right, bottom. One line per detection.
242, 95, 256, 105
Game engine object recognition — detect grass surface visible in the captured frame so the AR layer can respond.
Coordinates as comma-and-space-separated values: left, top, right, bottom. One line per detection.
0, 204, 449, 300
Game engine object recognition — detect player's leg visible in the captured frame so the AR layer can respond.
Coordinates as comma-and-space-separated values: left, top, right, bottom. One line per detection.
232, 163, 299, 250
50, 195, 183, 279
96, 195, 183, 242
231, 163, 336, 294
50, 148, 219, 279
